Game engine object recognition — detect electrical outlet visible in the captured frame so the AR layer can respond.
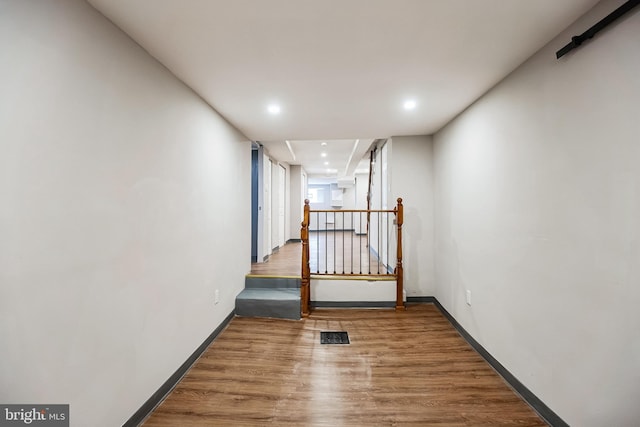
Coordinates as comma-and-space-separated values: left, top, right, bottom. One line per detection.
466, 290, 471, 306
214, 289, 220, 305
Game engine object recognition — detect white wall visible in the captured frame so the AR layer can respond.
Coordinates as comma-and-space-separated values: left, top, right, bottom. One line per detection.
0, 1, 250, 426
354, 173, 369, 233
311, 278, 398, 303
355, 173, 369, 209
433, 1, 640, 425
368, 142, 386, 266
389, 136, 436, 297
308, 183, 357, 231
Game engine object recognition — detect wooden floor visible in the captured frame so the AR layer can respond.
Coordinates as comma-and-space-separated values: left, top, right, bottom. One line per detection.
250, 240, 301, 276
143, 305, 547, 426
250, 232, 389, 277
308, 231, 390, 275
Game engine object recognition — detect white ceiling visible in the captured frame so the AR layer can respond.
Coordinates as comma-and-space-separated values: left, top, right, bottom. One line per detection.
261, 138, 375, 177
88, 0, 600, 176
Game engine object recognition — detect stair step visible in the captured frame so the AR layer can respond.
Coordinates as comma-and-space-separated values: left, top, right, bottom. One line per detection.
235, 288, 300, 320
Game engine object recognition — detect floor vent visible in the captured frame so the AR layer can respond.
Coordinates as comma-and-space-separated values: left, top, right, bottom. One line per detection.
320, 331, 350, 344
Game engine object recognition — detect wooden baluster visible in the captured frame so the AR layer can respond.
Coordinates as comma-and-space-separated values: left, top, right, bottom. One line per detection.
395, 198, 405, 311
301, 200, 311, 317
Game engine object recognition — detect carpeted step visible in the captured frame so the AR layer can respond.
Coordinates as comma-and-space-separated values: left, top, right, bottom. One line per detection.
244, 276, 301, 289
235, 288, 300, 320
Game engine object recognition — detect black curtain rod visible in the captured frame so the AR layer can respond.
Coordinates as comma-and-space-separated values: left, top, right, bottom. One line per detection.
556, 0, 639, 59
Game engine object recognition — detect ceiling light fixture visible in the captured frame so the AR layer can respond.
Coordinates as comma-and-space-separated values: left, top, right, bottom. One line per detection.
324, 161, 329, 166
321, 152, 327, 158
267, 104, 281, 114
321, 142, 327, 146
403, 100, 417, 110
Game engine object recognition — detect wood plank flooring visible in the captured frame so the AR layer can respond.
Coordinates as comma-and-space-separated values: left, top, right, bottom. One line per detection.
142, 305, 547, 426
308, 231, 390, 275
250, 232, 388, 277
250, 240, 301, 276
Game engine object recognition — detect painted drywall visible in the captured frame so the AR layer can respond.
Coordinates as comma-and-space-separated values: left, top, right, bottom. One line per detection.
0, 1, 250, 426
366, 141, 392, 273
354, 173, 369, 234
311, 279, 398, 303
355, 173, 369, 209
388, 136, 436, 296
307, 182, 357, 231
433, 1, 640, 425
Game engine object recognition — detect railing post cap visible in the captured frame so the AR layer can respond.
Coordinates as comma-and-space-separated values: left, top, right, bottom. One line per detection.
304, 199, 310, 205
397, 197, 403, 204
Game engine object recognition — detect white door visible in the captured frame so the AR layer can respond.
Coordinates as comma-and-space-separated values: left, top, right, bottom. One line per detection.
302, 172, 307, 233
278, 165, 286, 248
264, 156, 272, 257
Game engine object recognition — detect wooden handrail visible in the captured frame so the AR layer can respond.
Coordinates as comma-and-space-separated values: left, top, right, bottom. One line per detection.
300, 199, 311, 317
309, 208, 397, 213
395, 198, 404, 311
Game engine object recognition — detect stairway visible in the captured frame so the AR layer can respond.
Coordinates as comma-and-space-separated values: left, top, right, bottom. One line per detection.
235, 276, 301, 320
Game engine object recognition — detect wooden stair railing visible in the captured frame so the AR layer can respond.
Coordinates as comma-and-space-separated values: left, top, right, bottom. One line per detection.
395, 198, 404, 311
300, 197, 404, 317
301, 200, 311, 317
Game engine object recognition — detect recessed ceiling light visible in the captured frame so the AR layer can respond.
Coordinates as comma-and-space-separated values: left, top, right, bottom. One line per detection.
403, 100, 417, 110
324, 161, 329, 166
321, 152, 327, 157
267, 104, 281, 114
321, 142, 327, 146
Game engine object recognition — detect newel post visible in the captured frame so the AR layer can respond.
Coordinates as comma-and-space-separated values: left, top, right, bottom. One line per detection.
395, 198, 405, 311
300, 199, 311, 317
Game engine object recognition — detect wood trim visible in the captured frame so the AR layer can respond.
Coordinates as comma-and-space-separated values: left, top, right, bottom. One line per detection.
311, 275, 395, 281
408, 297, 568, 427
300, 200, 311, 317
395, 198, 404, 311
123, 310, 235, 427
307, 228, 356, 232
406, 296, 437, 303
311, 301, 396, 308
309, 209, 397, 213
